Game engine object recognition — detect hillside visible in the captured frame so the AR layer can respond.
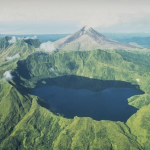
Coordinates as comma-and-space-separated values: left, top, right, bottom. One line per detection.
0, 35, 150, 149
0, 81, 142, 150
0, 36, 11, 50
0, 38, 40, 79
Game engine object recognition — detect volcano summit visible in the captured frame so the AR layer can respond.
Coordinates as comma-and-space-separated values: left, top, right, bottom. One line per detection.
55, 26, 140, 51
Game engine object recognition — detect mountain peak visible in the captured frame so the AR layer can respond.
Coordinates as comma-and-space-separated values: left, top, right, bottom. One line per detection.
82, 26, 92, 31
80, 26, 105, 38
55, 26, 140, 51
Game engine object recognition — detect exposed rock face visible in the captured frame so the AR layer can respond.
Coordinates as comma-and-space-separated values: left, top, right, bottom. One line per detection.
55, 26, 141, 51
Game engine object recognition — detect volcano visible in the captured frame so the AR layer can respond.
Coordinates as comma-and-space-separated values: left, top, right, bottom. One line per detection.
55, 26, 141, 51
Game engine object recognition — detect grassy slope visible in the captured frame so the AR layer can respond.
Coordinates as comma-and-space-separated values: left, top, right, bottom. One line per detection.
0, 49, 150, 149
127, 104, 150, 150
0, 39, 37, 78
16, 49, 141, 85
128, 94, 150, 109
0, 81, 32, 144
0, 85, 141, 150
0, 37, 11, 50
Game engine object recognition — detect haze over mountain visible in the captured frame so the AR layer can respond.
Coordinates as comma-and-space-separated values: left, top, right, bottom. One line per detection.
55, 26, 140, 51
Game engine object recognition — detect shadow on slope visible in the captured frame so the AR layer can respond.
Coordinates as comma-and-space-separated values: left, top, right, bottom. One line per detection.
35, 75, 141, 91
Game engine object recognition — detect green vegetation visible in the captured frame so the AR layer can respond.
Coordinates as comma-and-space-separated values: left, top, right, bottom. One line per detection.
24, 39, 42, 48
127, 104, 150, 150
0, 36, 150, 149
0, 38, 39, 78
128, 94, 150, 109
0, 82, 142, 150
0, 36, 11, 50
16, 49, 141, 85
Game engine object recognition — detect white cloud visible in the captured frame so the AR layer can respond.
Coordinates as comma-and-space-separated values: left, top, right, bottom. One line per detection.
24, 35, 37, 40
1, 0, 150, 22
17, 36, 37, 40
136, 78, 140, 83
2, 71, 13, 81
9, 36, 17, 44
78, 12, 120, 28
5, 53, 20, 61
40, 41, 55, 52
50, 68, 55, 72
78, 12, 150, 29
0, 0, 150, 32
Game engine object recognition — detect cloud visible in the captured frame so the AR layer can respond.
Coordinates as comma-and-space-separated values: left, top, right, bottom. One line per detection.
50, 68, 55, 72
5, 53, 20, 61
2, 71, 13, 81
78, 12, 119, 28
24, 35, 37, 40
136, 78, 140, 83
39, 41, 56, 52
9, 36, 17, 44
17, 36, 37, 40
78, 11, 150, 29
1, 0, 150, 33
1, 0, 150, 22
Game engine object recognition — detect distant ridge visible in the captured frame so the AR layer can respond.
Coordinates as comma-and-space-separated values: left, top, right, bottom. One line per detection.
0, 36, 11, 50
0, 38, 40, 59
55, 26, 141, 51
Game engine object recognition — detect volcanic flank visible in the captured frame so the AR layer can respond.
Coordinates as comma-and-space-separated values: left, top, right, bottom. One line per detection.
55, 26, 140, 51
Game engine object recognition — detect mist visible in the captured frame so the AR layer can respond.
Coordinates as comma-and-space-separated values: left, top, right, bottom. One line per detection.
39, 41, 56, 52
2, 71, 13, 81
5, 53, 20, 61
9, 36, 17, 44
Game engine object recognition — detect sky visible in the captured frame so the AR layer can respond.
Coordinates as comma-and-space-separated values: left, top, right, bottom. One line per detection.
0, 0, 150, 34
